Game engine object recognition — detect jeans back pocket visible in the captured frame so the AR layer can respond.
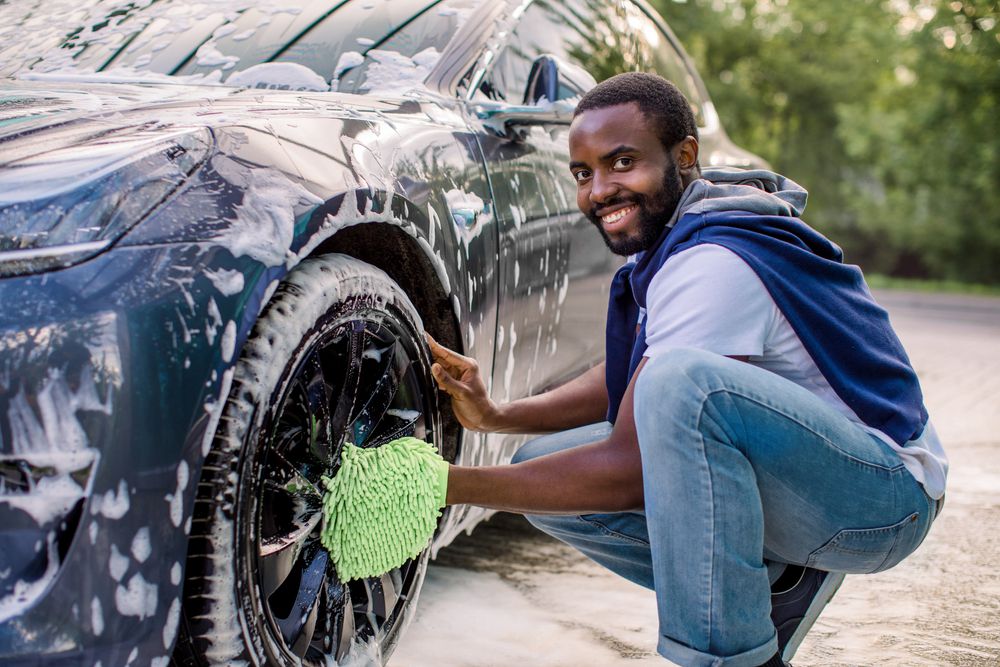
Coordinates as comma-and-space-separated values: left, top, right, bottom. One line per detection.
806, 512, 920, 574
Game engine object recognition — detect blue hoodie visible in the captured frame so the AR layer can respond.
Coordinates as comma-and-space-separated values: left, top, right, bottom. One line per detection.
605, 168, 928, 446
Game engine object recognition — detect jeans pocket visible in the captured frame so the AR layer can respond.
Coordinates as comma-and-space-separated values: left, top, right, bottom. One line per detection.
806, 512, 920, 574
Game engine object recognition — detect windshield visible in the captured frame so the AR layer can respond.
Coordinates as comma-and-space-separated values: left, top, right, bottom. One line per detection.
0, 0, 482, 92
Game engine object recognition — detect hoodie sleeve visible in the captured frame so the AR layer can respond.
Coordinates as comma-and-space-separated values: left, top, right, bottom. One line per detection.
643, 243, 777, 359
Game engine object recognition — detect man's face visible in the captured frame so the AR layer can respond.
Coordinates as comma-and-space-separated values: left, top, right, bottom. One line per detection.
568, 103, 685, 256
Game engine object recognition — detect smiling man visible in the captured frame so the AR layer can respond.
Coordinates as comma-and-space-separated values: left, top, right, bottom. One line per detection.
429, 72, 947, 667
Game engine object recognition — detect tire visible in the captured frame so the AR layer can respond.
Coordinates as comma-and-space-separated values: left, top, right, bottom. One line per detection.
174, 254, 442, 666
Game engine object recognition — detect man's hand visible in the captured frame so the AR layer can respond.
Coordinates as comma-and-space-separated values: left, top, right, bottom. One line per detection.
426, 334, 502, 432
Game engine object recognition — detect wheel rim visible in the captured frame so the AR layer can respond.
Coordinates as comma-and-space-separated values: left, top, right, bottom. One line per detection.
247, 307, 434, 664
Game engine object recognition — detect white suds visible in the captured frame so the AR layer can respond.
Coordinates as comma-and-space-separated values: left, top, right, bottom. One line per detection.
444, 188, 487, 248
225, 62, 329, 91
212, 161, 322, 267
205, 298, 223, 346
2, 474, 85, 524
359, 48, 440, 95
108, 543, 129, 582
205, 268, 245, 296
220, 321, 237, 363
130, 527, 151, 563
0, 533, 59, 623
163, 597, 181, 649
165, 460, 189, 528
336, 635, 383, 667
201, 507, 248, 665
91, 479, 130, 520
386, 408, 420, 421
503, 325, 517, 402
201, 367, 235, 457
332, 51, 365, 85
115, 572, 158, 620
91, 596, 104, 636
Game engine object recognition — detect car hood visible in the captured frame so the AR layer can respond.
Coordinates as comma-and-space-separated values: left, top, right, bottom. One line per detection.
0, 78, 431, 164
1, 79, 225, 133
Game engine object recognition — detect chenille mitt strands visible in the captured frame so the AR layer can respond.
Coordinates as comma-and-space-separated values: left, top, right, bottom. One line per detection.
320, 437, 449, 582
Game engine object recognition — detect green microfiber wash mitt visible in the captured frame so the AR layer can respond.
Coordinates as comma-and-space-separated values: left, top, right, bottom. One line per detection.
320, 436, 449, 582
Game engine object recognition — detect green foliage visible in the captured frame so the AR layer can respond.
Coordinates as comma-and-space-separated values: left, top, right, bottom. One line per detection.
652, 0, 1000, 284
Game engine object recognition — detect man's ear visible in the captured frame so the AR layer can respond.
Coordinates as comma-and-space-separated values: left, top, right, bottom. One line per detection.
675, 136, 700, 179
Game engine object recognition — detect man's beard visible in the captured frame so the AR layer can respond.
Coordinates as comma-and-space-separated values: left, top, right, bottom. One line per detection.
587, 157, 685, 257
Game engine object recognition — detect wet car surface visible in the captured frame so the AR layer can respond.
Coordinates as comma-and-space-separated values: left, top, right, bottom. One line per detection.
0, 0, 764, 664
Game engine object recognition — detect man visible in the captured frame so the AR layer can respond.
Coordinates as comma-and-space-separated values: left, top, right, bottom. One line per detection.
428, 72, 947, 667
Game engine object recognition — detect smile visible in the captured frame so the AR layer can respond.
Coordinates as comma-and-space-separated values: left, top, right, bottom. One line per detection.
601, 205, 636, 225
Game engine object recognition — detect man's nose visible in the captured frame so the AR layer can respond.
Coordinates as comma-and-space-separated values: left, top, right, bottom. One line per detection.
589, 172, 619, 205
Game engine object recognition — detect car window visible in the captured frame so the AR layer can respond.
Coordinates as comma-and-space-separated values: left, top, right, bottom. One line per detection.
477, 0, 635, 104
473, 0, 705, 127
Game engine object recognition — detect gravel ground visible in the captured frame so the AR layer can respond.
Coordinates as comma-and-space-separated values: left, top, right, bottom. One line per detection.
393, 290, 1000, 667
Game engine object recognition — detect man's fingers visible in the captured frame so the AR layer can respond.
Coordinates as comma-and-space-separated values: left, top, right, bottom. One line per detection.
425, 333, 473, 371
431, 363, 465, 396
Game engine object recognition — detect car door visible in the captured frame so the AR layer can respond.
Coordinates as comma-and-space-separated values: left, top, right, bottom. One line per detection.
472, 0, 629, 420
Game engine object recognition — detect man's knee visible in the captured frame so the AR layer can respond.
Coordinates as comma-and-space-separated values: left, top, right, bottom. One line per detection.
636, 347, 730, 401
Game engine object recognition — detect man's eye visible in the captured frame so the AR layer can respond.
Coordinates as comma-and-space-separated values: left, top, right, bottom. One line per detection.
613, 157, 633, 169
573, 170, 591, 182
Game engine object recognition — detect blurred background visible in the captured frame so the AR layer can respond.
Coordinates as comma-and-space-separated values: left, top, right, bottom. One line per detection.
648, 0, 1000, 289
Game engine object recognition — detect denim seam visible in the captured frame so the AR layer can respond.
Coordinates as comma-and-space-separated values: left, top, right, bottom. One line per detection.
577, 516, 650, 547
700, 387, 906, 473
692, 390, 718, 647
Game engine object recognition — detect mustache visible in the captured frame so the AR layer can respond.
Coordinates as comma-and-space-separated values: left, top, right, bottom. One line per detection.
588, 194, 645, 221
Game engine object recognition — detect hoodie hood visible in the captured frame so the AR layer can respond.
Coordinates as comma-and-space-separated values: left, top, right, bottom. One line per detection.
664, 167, 809, 229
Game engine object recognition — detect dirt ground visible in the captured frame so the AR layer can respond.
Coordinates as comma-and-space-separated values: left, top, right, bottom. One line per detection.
393, 290, 1000, 667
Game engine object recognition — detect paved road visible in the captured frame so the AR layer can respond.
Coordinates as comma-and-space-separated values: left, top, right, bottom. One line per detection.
394, 290, 1000, 667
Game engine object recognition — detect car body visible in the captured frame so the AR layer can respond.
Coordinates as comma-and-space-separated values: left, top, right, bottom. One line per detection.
0, 0, 765, 664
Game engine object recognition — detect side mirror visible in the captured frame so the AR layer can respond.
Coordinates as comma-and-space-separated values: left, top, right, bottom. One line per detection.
475, 54, 597, 138
523, 54, 596, 105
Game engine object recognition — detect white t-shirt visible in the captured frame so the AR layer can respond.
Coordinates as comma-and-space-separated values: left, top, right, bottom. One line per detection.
641, 243, 947, 499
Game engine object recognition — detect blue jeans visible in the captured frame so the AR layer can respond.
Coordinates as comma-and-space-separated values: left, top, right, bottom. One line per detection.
512, 349, 938, 667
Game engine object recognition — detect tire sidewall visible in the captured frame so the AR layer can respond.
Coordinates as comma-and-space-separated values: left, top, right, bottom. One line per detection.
182, 254, 437, 666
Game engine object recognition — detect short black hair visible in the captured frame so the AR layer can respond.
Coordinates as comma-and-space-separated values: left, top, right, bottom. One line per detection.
575, 72, 698, 151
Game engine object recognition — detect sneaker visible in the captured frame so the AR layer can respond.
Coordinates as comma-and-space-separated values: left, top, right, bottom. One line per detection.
770, 565, 845, 660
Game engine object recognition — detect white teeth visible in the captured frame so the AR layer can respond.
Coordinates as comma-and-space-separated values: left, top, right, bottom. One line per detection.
602, 206, 634, 224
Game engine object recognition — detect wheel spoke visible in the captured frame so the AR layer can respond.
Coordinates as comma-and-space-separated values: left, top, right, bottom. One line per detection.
263, 449, 322, 502
371, 571, 400, 620
351, 339, 409, 447
364, 408, 422, 449
321, 567, 355, 661
271, 547, 328, 657
352, 568, 403, 637
300, 350, 335, 467
329, 320, 366, 453
259, 450, 323, 598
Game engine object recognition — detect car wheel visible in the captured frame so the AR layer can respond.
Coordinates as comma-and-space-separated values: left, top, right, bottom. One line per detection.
174, 254, 442, 666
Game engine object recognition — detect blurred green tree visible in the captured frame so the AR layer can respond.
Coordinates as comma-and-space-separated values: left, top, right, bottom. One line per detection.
652, 0, 1000, 283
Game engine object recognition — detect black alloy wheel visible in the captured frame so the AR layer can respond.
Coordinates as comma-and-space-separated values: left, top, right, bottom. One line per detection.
177, 255, 442, 666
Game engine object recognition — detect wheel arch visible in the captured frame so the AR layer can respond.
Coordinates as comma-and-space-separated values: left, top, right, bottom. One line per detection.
297, 191, 465, 463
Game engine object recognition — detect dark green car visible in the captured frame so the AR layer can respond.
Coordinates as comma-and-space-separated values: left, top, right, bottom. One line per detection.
0, 0, 764, 663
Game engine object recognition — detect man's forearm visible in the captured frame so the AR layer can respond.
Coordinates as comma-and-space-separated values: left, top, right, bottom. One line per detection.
445, 435, 643, 514
490, 362, 609, 433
